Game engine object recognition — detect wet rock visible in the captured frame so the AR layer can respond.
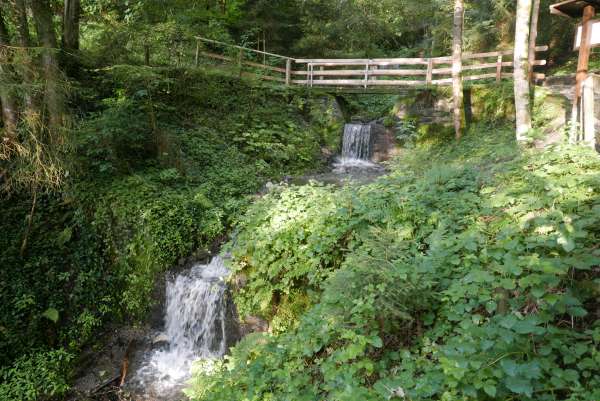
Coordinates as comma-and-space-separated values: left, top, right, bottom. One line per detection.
233, 273, 247, 289
152, 333, 169, 348
240, 316, 269, 336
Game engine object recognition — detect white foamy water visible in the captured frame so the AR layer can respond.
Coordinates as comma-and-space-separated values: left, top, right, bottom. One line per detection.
131, 257, 231, 398
342, 123, 373, 160
332, 157, 380, 170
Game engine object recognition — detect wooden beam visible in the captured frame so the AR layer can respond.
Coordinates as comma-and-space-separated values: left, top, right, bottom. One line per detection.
528, 0, 541, 82
293, 69, 427, 76
426, 58, 434, 84
575, 5, 595, 107
295, 58, 429, 65
496, 55, 503, 83
582, 74, 596, 147
243, 60, 287, 73
285, 59, 291, 86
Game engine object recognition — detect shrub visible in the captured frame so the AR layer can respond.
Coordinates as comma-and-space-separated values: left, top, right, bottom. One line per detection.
0, 350, 73, 401
189, 127, 600, 401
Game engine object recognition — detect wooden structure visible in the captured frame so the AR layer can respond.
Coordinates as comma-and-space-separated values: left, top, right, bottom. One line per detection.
551, 0, 599, 146
194, 37, 548, 91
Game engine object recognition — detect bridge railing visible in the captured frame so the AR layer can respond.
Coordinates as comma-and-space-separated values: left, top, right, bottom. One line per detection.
193, 36, 547, 89
194, 37, 292, 83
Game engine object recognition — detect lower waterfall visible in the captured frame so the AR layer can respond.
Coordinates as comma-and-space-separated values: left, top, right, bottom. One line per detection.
131, 257, 234, 398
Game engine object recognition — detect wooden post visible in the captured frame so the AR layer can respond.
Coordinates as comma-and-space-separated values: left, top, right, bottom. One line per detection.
238, 48, 243, 78
572, 5, 596, 141
320, 65, 324, 81
426, 58, 433, 85
285, 59, 291, 86
364, 61, 369, 88
583, 75, 596, 147
195, 39, 200, 67
496, 54, 503, 83
528, 0, 540, 83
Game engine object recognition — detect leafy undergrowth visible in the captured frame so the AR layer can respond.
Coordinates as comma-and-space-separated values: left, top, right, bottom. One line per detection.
188, 125, 600, 401
0, 68, 342, 400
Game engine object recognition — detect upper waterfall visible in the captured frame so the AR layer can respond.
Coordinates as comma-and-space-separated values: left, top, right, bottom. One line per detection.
341, 123, 373, 161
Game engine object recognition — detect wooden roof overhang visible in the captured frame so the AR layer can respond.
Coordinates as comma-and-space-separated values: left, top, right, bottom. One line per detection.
551, 0, 600, 18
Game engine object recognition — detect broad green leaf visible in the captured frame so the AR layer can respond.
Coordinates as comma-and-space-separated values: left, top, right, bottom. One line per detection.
483, 384, 496, 397
42, 308, 59, 323
500, 358, 519, 377
505, 377, 533, 396
557, 234, 575, 252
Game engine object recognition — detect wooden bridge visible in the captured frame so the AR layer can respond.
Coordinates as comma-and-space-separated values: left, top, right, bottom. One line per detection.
194, 37, 548, 91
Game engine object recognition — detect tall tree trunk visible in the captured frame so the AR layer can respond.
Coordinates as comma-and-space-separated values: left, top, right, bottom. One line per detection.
0, 8, 19, 142
62, 0, 80, 51
30, 0, 64, 132
514, 0, 533, 140
452, 0, 464, 140
14, 0, 36, 112
15, 0, 32, 47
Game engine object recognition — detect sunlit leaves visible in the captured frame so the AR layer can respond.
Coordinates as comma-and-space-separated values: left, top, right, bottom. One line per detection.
190, 128, 600, 401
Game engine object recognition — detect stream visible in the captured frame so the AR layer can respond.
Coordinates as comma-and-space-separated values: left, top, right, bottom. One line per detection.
126, 257, 238, 400
74, 121, 393, 401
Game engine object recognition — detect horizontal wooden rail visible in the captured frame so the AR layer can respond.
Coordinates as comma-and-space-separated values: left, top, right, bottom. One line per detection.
196, 36, 293, 61
194, 36, 548, 90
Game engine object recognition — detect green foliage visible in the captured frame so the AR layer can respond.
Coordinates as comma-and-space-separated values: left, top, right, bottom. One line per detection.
189, 127, 600, 401
1, 66, 333, 398
0, 349, 73, 401
471, 82, 515, 125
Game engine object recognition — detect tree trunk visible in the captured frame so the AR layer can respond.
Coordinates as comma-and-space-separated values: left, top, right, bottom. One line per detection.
514, 0, 533, 140
0, 8, 19, 141
15, 0, 32, 47
62, 0, 80, 51
30, 0, 64, 132
452, 0, 464, 140
14, 0, 36, 112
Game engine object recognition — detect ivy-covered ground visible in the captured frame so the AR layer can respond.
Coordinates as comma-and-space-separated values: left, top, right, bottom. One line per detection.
0, 67, 341, 400
188, 126, 600, 401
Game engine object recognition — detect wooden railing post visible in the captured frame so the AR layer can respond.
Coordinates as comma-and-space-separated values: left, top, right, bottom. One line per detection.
571, 5, 595, 143
364, 61, 370, 88
195, 39, 200, 67
320, 66, 324, 81
496, 55, 503, 83
582, 75, 596, 148
285, 59, 291, 86
528, 0, 541, 83
426, 58, 433, 85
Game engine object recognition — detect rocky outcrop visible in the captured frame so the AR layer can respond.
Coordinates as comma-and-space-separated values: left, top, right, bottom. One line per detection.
370, 123, 401, 162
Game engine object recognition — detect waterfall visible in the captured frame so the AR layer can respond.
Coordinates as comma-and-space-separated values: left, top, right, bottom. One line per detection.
342, 123, 373, 161
131, 257, 234, 398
